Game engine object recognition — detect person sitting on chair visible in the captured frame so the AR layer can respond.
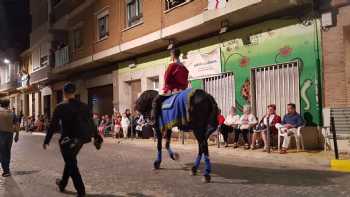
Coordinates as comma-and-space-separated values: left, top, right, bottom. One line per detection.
251, 104, 281, 151
151, 48, 189, 126
276, 103, 304, 154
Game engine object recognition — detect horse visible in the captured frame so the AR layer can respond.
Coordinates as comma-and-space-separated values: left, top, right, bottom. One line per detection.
135, 88, 219, 182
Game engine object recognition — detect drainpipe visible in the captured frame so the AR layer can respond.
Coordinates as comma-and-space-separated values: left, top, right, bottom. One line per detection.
313, 3, 323, 126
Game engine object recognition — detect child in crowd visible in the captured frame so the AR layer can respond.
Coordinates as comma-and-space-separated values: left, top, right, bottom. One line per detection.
121, 113, 130, 139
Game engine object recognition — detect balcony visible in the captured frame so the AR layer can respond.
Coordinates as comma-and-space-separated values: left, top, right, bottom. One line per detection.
0, 81, 20, 93
54, 46, 70, 67
50, 0, 91, 30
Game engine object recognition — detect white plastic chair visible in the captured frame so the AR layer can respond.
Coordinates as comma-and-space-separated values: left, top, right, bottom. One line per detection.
277, 125, 304, 152
321, 126, 332, 151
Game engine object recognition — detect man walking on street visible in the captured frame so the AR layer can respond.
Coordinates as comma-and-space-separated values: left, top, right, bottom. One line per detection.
0, 99, 19, 177
43, 83, 101, 197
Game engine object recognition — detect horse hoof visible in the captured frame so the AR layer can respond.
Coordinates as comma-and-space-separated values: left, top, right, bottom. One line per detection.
153, 161, 161, 170
191, 166, 197, 176
202, 175, 211, 183
171, 152, 180, 161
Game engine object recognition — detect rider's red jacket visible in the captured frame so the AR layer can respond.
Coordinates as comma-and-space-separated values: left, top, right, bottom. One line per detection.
163, 62, 189, 93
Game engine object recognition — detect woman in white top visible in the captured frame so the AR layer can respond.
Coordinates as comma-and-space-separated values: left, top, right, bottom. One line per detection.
219, 106, 240, 147
233, 105, 257, 149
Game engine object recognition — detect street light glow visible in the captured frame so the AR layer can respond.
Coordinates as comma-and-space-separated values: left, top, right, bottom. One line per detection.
3, 58, 10, 64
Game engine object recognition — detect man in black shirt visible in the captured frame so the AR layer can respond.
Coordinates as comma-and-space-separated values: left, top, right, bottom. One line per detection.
43, 83, 100, 197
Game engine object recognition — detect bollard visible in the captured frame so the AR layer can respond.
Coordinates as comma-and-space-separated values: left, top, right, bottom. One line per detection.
331, 116, 339, 160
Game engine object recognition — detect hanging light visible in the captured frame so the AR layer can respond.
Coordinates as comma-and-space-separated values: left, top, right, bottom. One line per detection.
3, 58, 10, 64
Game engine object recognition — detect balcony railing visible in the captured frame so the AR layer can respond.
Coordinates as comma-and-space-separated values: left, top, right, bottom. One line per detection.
0, 81, 20, 92
55, 46, 70, 67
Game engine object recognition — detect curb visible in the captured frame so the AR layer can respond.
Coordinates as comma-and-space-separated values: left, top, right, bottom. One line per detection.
331, 159, 350, 172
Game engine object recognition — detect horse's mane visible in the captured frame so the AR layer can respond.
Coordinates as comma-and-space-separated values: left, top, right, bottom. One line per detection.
135, 90, 158, 115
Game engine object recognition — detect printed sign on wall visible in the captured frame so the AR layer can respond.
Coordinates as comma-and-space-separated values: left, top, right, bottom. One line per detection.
182, 48, 222, 79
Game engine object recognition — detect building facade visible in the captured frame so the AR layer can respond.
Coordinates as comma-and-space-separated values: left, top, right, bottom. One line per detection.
320, 0, 350, 107
1, 0, 325, 130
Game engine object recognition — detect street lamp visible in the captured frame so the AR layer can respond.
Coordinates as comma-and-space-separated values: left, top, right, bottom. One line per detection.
3, 58, 10, 64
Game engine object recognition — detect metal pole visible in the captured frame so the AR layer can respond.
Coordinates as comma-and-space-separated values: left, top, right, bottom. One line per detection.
331, 117, 339, 160
182, 130, 185, 145
266, 116, 271, 153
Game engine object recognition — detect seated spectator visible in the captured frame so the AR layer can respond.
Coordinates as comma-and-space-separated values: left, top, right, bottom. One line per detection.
35, 115, 45, 132
233, 105, 257, 149
28, 116, 36, 132
251, 104, 281, 151
219, 106, 240, 147
276, 103, 304, 154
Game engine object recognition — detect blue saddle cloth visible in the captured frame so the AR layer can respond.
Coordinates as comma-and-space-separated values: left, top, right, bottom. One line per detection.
159, 88, 194, 131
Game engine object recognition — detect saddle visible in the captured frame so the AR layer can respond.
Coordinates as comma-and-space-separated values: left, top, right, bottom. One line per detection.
161, 93, 180, 110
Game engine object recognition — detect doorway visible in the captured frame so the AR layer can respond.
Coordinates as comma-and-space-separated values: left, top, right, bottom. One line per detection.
88, 85, 113, 116
43, 95, 51, 119
130, 80, 141, 111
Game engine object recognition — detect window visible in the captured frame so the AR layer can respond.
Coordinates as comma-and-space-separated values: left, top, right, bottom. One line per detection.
97, 10, 109, 41
73, 27, 83, 50
126, 0, 143, 27
40, 43, 49, 67
151, 77, 159, 91
251, 61, 300, 120
165, 0, 189, 10
204, 73, 235, 117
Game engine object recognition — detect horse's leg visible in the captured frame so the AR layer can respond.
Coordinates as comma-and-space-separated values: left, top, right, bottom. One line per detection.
202, 129, 212, 183
154, 127, 162, 170
191, 130, 203, 176
165, 129, 179, 161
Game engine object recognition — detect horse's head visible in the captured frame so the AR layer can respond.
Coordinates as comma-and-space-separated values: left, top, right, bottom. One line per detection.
135, 90, 159, 116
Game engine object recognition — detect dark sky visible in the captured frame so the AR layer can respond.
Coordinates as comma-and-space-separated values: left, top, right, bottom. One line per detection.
0, 0, 30, 58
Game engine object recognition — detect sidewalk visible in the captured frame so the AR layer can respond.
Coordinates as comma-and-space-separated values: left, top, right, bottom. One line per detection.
103, 137, 337, 172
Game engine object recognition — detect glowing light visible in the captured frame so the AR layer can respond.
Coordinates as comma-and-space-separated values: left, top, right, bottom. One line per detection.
3, 59, 10, 64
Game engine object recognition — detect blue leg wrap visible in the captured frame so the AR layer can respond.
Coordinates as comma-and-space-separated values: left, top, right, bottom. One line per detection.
167, 147, 174, 157
156, 151, 162, 162
204, 155, 211, 176
194, 154, 202, 169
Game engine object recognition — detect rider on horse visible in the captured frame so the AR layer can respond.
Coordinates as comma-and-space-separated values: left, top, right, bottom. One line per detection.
151, 48, 189, 127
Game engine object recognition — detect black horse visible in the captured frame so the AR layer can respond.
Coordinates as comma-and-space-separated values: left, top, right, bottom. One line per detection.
135, 89, 218, 182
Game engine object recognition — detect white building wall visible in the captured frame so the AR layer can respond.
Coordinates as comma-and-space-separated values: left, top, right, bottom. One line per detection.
117, 63, 166, 113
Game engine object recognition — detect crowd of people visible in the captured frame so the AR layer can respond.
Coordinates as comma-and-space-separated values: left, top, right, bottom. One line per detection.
218, 103, 304, 154
18, 114, 50, 133
93, 109, 152, 139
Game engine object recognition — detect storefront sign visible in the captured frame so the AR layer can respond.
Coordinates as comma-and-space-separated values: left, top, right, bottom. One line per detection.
182, 48, 222, 79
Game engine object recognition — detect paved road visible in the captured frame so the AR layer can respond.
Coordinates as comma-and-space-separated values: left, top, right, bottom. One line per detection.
1, 133, 350, 197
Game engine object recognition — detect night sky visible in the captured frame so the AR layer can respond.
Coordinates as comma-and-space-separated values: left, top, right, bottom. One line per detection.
0, 0, 30, 58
